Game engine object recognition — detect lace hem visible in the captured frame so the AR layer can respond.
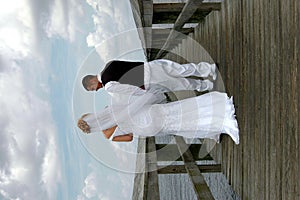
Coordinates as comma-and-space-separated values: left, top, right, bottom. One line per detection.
222, 96, 239, 144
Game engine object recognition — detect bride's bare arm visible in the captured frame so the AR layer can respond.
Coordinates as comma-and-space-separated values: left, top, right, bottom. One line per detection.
112, 134, 133, 142
102, 125, 117, 139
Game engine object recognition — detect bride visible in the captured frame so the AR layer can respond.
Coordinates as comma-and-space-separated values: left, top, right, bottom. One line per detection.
77, 82, 239, 144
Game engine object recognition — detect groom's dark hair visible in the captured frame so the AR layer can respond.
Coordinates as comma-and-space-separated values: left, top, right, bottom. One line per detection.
82, 75, 96, 90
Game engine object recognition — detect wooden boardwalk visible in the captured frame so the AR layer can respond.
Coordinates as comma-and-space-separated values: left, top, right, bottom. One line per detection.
164, 0, 300, 199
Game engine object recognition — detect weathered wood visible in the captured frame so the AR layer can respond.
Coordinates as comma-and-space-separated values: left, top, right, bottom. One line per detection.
175, 136, 214, 200
152, 28, 194, 36
166, 0, 300, 199
157, 164, 222, 174
141, 0, 153, 58
153, 11, 210, 24
129, 0, 147, 56
173, 0, 204, 30
152, 39, 181, 44
155, 0, 204, 59
132, 137, 147, 200
156, 144, 213, 161
145, 137, 160, 200
152, 2, 220, 24
153, 2, 221, 13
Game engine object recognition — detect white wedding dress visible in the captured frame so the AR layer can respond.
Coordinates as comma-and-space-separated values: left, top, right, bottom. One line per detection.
115, 91, 239, 144
82, 81, 239, 144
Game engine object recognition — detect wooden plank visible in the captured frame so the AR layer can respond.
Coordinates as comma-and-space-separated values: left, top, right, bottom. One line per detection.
153, 11, 210, 24
240, 0, 249, 197
132, 137, 147, 200
257, 0, 266, 198
145, 137, 160, 200
230, 0, 241, 195
173, 0, 204, 30
152, 28, 194, 36
129, 0, 147, 56
156, 144, 213, 162
155, 0, 204, 58
153, 2, 221, 13
157, 164, 222, 174
292, 0, 299, 196
271, 0, 282, 199
280, 1, 297, 199
174, 136, 214, 200
141, 0, 153, 59
261, 1, 270, 199
152, 38, 184, 44
252, 0, 263, 198
157, 0, 300, 199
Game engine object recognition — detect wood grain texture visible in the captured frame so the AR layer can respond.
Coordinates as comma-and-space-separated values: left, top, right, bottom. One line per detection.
163, 0, 299, 199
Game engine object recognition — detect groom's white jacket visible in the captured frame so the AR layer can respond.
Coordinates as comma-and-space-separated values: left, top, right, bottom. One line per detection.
103, 81, 167, 139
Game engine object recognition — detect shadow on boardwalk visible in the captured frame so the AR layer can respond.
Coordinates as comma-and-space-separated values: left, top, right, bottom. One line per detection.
164, 0, 299, 199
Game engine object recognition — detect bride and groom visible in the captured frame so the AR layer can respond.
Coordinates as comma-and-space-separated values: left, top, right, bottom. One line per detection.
77, 59, 239, 144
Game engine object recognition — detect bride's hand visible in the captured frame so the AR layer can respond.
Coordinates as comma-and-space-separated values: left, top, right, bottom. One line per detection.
77, 119, 91, 133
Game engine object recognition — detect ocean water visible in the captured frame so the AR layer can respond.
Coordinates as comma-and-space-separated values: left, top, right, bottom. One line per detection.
155, 136, 240, 200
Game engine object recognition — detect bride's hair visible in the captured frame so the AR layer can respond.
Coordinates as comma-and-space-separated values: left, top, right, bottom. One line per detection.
77, 117, 91, 133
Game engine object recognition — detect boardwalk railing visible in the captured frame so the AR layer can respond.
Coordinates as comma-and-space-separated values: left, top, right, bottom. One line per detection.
130, 1, 224, 199
129, 0, 221, 60
132, 136, 221, 200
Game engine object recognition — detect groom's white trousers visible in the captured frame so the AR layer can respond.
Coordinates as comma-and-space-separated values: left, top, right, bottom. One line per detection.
144, 59, 216, 92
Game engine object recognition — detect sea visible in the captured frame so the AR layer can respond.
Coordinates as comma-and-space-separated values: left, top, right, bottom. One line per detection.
154, 135, 240, 200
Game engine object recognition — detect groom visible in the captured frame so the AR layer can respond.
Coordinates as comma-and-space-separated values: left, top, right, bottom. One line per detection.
82, 59, 217, 94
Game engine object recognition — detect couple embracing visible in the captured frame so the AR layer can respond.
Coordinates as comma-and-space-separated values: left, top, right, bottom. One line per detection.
77, 59, 239, 144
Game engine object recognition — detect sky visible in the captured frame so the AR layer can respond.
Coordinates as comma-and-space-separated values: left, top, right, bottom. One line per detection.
0, 0, 146, 199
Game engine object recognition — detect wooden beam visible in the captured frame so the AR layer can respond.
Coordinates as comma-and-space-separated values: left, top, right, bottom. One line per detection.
153, 2, 221, 13
152, 28, 194, 36
129, 0, 147, 57
152, 2, 222, 24
155, 0, 205, 58
157, 164, 222, 174
173, 0, 205, 30
145, 137, 160, 199
151, 42, 179, 49
132, 137, 147, 200
175, 136, 214, 200
142, 0, 153, 26
152, 29, 190, 50
155, 144, 213, 161
153, 11, 210, 24
141, 0, 153, 59
152, 2, 221, 24
152, 37, 184, 43
152, 39, 183, 46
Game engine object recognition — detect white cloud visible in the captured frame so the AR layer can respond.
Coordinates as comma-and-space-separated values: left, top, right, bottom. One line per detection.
0, 58, 61, 199
85, 0, 136, 47
77, 162, 134, 200
45, 0, 85, 42
0, 0, 35, 58
0, 1, 65, 197
84, 0, 146, 62
0, 0, 82, 59
0, 0, 85, 47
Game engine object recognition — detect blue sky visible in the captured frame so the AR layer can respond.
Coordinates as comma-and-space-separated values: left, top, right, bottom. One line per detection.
0, 0, 146, 199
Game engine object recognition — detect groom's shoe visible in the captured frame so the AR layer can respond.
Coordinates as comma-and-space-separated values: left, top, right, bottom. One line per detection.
197, 79, 214, 91
218, 133, 225, 143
